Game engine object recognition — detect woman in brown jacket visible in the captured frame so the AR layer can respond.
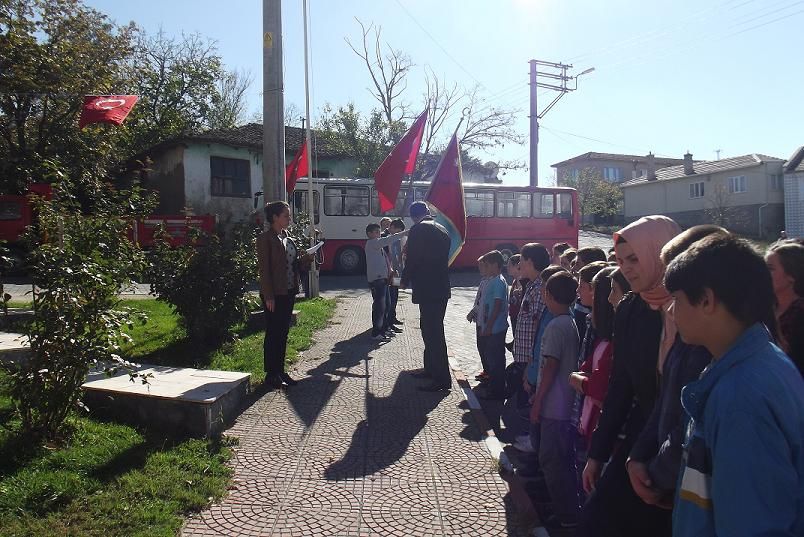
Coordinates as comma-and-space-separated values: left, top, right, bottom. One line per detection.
257, 201, 310, 389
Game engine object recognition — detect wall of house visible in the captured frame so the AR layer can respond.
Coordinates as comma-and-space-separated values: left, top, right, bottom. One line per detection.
145, 145, 186, 214
785, 171, 804, 238
183, 143, 261, 226
623, 162, 785, 237
555, 157, 683, 185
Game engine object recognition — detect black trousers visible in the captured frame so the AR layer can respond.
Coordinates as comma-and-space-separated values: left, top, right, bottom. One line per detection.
419, 300, 450, 386
576, 441, 672, 537
263, 292, 296, 376
389, 285, 399, 321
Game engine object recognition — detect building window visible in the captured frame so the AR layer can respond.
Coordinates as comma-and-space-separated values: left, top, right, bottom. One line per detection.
689, 181, 705, 199
464, 190, 494, 217
770, 174, 783, 191
533, 193, 554, 218
568, 169, 580, 180
210, 156, 250, 197
323, 186, 370, 216
728, 175, 747, 194
496, 192, 531, 217
603, 167, 623, 182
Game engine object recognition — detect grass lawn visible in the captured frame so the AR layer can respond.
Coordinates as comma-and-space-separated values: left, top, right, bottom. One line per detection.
0, 296, 336, 535
123, 296, 337, 384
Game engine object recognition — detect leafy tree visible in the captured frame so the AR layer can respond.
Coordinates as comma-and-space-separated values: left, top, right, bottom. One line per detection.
0, 0, 137, 193
317, 102, 404, 177
561, 167, 623, 222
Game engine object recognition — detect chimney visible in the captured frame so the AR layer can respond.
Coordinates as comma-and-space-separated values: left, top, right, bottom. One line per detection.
684, 152, 694, 175
647, 152, 657, 181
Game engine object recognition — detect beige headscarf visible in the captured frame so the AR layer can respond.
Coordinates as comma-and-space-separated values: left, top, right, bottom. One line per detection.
614, 215, 682, 371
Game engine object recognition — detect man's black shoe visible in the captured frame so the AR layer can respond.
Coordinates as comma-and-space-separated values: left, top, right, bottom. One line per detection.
418, 383, 450, 392
264, 375, 284, 390
392, 319, 403, 325
389, 325, 403, 333
279, 372, 299, 386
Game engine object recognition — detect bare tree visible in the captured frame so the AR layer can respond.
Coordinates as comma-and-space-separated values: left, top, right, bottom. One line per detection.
704, 183, 737, 228
208, 68, 253, 130
460, 85, 525, 150
421, 67, 462, 156
345, 18, 412, 129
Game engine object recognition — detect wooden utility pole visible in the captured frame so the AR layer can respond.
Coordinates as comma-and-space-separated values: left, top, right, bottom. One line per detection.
263, 0, 286, 202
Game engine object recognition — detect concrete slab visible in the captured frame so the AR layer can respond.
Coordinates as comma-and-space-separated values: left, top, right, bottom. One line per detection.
0, 331, 30, 367
82, 364, 250, 437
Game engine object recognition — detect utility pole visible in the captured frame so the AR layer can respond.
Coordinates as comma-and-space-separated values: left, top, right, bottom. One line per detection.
262, 0, 286, 202
528, 59, 595, 186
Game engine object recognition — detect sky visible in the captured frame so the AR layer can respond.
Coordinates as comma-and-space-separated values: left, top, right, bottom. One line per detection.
85, 0, 804, 186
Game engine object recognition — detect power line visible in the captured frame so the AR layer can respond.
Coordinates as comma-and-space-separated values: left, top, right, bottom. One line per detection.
391, 0, 486, 90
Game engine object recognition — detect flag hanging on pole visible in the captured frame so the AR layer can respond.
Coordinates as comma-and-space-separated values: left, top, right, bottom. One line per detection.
78, 95, 138, 128
426, 132, 466, 265
286, 138, 309, 193
374, 109, 428, 212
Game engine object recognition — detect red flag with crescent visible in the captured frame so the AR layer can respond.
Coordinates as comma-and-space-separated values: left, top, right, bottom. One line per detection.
79, 95, 139, 129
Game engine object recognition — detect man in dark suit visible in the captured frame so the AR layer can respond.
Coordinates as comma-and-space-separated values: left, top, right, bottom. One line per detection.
401, 201, 452, 392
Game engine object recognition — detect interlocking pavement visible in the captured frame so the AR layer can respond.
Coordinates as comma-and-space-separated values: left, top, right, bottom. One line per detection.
181, 286, 530, 537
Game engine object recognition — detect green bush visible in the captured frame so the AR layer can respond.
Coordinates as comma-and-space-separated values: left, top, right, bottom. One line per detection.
10, 176, 155, 441
147, 223, 257, 346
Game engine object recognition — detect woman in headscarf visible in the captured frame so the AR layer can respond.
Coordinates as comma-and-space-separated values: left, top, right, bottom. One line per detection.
576, 215, 680, 537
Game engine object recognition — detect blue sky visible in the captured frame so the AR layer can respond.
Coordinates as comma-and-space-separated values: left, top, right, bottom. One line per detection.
86, 0, 804, 185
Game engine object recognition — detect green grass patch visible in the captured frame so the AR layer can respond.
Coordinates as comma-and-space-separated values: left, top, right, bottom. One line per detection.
0, 370, 234, 536
0, 296, 335, 535
123, 297, 336, 384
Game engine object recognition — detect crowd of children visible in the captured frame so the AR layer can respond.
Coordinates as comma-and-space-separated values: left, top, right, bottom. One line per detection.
468, 217, 804, 536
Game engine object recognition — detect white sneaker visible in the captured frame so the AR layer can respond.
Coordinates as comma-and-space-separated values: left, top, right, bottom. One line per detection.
512, 434, 536, 453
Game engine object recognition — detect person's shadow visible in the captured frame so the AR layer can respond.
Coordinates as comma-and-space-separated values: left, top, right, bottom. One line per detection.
324, 369, 448, 480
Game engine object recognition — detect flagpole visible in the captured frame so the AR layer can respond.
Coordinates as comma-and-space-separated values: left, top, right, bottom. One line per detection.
302, 0, 319, 298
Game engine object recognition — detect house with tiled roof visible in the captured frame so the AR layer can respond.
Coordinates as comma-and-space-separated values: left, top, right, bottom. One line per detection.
783, 146, 804, 238
552, 151, 688, 185
620, 152, 786, 237
137, 123, 360, 224
137, 123, 500, 224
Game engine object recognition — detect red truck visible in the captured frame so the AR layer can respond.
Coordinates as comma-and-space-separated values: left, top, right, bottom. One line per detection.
0, 184, 216, 267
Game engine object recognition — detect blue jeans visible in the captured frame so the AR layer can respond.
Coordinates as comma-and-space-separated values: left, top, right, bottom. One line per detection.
369, 279, 390, 336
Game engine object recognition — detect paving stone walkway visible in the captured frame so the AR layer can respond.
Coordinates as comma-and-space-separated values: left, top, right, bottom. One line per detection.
182, 289, 530, 537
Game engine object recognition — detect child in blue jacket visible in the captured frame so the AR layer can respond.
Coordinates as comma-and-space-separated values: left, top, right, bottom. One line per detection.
664, 234, 804, 537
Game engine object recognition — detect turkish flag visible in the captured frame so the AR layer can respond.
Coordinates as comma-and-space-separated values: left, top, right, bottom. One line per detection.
374, 109, 428, 212
286, 138, 309, 193
78, 95, 139, 129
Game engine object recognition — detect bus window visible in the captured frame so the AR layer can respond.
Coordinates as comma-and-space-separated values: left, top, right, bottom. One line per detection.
497, 191, 531, 218
558, 192, 573, 218
292, 190, 320, 224
324, 186, 370, 216
533, 193, 555, 218
464, 190, 494, 217
371, 187, 410, 216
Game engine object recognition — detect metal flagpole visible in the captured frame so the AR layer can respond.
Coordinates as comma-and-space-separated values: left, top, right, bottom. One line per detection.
302, 0, 319, 297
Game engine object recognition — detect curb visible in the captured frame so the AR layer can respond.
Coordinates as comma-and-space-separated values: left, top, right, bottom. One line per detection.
448, 357, 548, 536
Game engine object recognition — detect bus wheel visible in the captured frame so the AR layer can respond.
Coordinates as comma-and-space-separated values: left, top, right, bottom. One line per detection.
335, 246, 364, 275
496, 244, 518, 265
